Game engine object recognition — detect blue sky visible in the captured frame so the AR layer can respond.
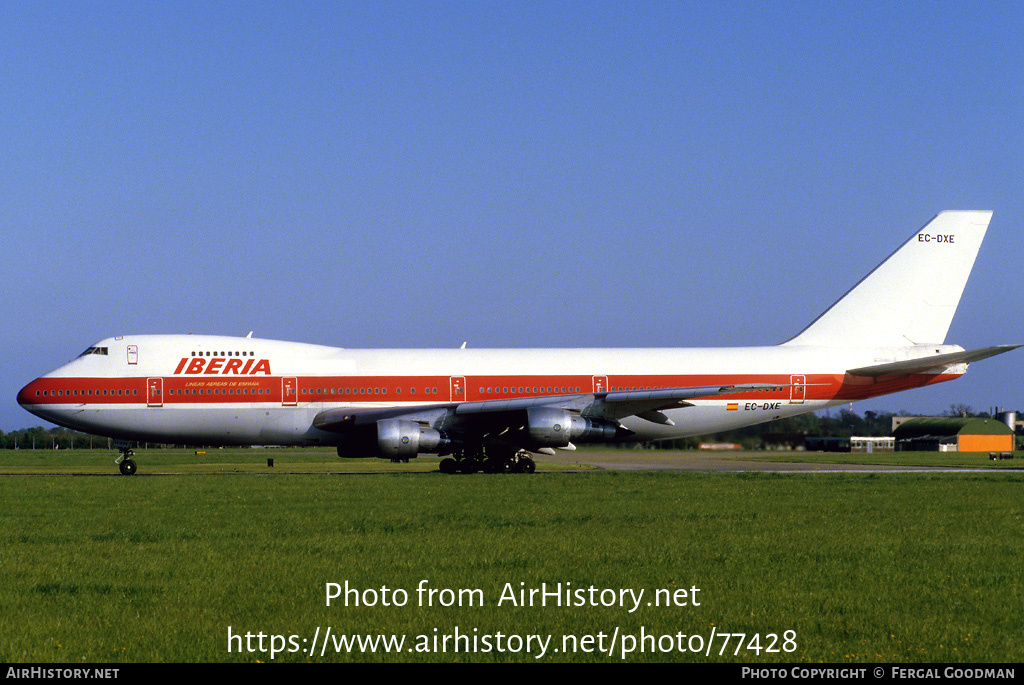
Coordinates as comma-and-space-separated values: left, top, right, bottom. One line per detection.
2, 1, 1021, 431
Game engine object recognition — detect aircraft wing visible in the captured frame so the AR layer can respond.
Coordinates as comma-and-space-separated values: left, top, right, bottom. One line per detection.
846, 345, 1020, 377
456, 383, 787, 424
312, 382, 786, 434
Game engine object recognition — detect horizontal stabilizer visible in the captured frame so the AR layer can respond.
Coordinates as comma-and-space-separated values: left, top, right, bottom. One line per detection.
847, 345, 1020, 377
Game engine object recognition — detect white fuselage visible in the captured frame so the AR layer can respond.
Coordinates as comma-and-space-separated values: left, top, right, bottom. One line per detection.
18, 334, 964, 447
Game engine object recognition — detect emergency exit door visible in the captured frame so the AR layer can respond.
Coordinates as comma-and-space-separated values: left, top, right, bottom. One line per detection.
450, 376, 466, 402
147, 378, 163, 407
282, 377, 298, 406
790, 375, 806, 404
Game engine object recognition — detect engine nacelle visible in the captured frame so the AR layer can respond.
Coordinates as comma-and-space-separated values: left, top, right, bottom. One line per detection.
376, 418, 451, 460
525, 407, 619, 447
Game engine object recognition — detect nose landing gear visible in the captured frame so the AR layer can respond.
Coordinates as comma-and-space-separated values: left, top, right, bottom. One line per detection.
115, 444, 137, 476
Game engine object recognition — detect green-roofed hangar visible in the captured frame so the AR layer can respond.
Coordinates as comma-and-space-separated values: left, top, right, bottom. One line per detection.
893, 417, 1014, 452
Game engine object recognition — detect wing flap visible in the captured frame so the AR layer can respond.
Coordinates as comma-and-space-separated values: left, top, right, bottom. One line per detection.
847, 345, 1020, 377
587, 383, 788, 420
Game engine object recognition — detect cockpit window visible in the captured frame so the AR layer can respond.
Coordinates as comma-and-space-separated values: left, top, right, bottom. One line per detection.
78, 346, 109, 357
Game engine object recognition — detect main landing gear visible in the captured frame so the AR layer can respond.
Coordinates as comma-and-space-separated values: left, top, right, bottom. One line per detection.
115, 445, 137, 476
438, 448, 536, 475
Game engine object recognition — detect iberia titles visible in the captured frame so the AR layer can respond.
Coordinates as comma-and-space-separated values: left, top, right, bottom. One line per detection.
172, 357, 272, 375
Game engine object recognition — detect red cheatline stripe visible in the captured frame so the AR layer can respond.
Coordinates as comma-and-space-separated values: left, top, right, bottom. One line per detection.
18, 372, 955, 407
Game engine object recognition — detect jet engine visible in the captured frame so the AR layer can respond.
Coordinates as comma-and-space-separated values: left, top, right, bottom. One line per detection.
525, 407, 619, 447
376, 418, 452, 460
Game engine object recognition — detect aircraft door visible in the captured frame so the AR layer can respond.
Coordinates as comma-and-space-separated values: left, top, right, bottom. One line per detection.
790, 375, 806, 404
127, 345, 138, 365
282, 377, 298, 406
450, 376, 466, 402
593, 375, 608, 393
147, 378, 163, 407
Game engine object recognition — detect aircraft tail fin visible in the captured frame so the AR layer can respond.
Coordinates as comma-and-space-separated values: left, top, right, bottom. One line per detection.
783, 210, 993, 348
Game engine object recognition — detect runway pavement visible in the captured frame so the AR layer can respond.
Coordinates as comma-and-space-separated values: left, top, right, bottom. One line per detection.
544, 449, 981, 472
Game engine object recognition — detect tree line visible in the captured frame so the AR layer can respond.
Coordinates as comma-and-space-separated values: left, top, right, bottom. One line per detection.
0, 427, 117, 450
0, 427, 178, 450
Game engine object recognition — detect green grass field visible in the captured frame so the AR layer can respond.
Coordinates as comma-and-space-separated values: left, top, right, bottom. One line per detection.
1, 446, 1020, 475
1, 449, 1022, 662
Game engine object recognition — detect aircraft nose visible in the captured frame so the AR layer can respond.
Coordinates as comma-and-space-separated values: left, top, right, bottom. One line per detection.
17, 378, 55, 423
17, 379, 40, 408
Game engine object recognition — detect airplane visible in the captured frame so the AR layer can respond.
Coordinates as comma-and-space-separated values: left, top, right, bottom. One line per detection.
17, 210, 1019, 475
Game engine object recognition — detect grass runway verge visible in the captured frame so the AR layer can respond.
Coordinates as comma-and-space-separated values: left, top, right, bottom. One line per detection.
1, 446, 1020, 475
1, 450, 1022, 662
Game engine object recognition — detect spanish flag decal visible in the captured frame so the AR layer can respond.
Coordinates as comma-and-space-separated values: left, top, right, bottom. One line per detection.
726, 403, 739, 411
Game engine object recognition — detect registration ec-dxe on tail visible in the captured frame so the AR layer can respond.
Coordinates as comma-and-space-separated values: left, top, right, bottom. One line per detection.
18, 211, 1019, 475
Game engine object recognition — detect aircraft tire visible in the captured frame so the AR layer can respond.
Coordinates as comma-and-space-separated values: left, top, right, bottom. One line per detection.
119, 459, 137, 476
519, 456, 536, 474
439, 458, 457, 474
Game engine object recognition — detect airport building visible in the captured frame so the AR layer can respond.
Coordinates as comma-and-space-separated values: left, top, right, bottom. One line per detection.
850, 436, 895, 452
892, 417, 1014, 453
803, 436, 894, 453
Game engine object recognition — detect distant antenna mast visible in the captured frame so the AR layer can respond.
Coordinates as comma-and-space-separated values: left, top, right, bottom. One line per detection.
246, 331, 253, 339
